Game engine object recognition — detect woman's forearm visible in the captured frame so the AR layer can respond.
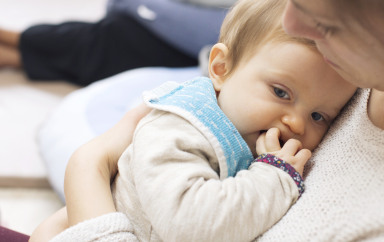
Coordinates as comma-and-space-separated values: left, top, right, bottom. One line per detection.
64, 103, 151, 226
64, 140, 117, 226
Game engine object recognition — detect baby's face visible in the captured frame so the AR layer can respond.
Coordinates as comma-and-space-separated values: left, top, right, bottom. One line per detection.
215, 42, 356, 155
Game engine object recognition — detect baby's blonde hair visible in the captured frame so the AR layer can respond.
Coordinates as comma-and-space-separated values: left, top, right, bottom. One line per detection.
219, 0, 316, 76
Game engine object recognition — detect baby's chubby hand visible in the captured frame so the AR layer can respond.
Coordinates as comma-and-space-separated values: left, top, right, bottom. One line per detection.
256, 128, 311, 176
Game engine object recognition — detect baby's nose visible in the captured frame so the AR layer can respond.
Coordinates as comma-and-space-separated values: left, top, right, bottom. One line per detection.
281, 114, 305, 136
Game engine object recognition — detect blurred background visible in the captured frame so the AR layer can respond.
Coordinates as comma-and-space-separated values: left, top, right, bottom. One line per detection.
0, 0, 106, 235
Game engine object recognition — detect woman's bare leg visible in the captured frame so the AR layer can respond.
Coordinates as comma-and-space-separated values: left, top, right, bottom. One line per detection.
0, 44, 21, 67
0, 29, 20, 47
0, 29, 21, 67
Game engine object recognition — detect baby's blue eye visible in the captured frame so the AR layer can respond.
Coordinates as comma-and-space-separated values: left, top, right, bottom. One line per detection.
273, 87, 289, 99
311, 112, 324, 121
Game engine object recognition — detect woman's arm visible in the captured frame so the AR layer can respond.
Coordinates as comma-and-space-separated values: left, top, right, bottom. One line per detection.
29, 207, 68, 242
65, 103, 151, 226
29, 104, 151, 241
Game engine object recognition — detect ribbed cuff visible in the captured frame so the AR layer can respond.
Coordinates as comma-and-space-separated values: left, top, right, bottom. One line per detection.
254, 153, 305, 197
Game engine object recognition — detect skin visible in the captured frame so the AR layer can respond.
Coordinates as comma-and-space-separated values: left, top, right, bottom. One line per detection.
209, 42, 356, 159
29, 103, 151, 241
30, 1, 384, 240
0, 29, 20, 67
283, 0, 384, 129
283, 0, 384, 90
30, 41, 356, 241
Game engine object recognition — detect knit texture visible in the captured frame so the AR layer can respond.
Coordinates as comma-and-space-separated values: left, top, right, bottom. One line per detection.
51, 212, 138, 242
258, 88, 384, 241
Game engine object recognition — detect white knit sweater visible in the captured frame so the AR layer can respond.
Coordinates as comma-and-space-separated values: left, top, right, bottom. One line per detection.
258, 88, 384, 241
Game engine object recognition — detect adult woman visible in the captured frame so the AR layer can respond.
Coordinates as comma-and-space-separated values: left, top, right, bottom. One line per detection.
258, 0, 384, 240
28, 0, 384, 240
0, 0, 231, 85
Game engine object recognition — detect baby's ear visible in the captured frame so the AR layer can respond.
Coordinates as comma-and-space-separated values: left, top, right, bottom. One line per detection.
209, 43, 230, 91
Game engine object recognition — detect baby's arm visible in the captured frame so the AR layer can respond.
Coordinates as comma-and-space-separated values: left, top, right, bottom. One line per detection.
125, 113, 309, 242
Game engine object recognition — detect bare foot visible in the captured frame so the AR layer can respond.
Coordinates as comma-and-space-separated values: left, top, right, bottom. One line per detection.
0, 44, 21, 68
0, 28, 20, 47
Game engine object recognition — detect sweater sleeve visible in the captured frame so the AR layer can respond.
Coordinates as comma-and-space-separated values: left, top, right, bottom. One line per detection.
254, 153, 305, 197
130, 111, 300, 242
50, 213, 138, 242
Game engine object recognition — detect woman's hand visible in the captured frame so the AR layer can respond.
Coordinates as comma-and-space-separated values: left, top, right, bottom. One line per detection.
65, 103, 151, 226
256, 128, 311, 176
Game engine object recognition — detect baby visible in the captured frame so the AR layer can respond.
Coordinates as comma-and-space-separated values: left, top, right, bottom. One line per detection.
32, 0, 357, 241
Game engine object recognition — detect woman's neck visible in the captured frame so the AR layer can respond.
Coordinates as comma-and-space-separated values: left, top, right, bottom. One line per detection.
368, 88, 384, 130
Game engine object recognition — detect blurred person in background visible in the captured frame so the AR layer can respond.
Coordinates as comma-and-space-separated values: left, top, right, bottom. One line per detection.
0, 0, 235, 86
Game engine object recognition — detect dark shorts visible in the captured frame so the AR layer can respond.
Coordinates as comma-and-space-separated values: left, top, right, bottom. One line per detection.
20, 12, 197, 86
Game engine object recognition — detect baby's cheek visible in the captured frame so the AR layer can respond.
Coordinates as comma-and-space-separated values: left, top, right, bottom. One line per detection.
244, 136, 258, 157
305, 132, 325, 151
